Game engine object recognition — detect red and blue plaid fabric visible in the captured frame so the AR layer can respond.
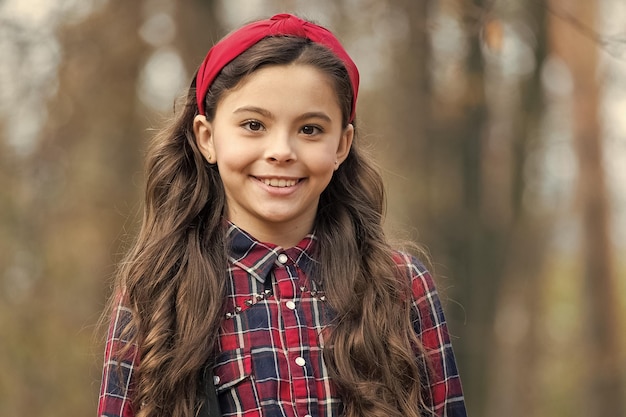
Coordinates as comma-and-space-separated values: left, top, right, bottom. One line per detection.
98, 223, 466, 417
98, 296, 138, 417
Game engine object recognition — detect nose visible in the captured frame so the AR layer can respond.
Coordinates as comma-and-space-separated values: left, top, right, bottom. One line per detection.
265, 131, 296, 163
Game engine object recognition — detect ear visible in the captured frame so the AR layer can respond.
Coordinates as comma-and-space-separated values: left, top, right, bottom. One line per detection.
193, 115, 216, 163
335, 123, 354, 168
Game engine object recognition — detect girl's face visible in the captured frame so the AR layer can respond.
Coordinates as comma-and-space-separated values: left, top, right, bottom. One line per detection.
194, 64, 353, 247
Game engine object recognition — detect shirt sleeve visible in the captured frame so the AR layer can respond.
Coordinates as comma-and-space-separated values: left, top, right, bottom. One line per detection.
396, 252, 468, 417
97, 294, 139, 417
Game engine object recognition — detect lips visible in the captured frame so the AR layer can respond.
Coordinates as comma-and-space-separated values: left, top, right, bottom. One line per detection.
260, 178, 300, 187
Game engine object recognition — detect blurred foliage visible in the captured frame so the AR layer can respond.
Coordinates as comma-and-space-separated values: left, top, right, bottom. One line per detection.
0, 0, 625, 416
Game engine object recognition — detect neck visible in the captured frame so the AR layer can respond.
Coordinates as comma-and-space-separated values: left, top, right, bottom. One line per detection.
229, 218, 313, 248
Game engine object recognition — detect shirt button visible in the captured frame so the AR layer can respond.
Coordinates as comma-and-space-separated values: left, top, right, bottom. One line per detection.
295, 357, 306, 367
286, 300, 296, 310
304, 415, 312, 417
277, 253, 288, 264
213, 375, 220, 385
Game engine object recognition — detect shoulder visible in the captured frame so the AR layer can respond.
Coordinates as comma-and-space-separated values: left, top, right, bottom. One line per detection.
391, 250, 429, 276
391, 250, 437, 299
391, 250, 448, 333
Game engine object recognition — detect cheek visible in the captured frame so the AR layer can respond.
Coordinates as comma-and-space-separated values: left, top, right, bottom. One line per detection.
214, 143, 253, 169
306, 146, 339, 171
311, 159, 337, 189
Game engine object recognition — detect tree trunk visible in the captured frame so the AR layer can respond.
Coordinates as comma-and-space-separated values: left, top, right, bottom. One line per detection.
549, 1, 625, 416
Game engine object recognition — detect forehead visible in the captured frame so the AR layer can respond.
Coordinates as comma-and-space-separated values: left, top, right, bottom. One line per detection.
217, 64, 343, 118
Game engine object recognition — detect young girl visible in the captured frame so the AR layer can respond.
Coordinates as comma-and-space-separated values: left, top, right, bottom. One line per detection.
98, 13, 466, 417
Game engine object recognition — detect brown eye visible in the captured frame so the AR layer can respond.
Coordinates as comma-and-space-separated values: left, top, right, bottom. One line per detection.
301, 125, 321, 135
243, 120, 264, 132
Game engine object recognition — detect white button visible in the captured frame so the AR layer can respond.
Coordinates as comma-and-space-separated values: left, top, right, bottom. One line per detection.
277, 253, 288, 264
286, 300, 296, 310
213, 375, 220, 385
304, 415, 312, 417
295, 357, 306, 367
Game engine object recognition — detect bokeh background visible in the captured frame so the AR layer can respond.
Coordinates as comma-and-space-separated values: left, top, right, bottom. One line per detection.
1, 0, 625, 416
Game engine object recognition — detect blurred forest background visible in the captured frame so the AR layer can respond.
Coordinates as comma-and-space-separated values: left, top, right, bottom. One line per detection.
1, 0, 625, 416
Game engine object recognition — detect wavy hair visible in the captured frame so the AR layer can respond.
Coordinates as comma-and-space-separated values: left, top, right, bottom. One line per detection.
107, 35, 429, 417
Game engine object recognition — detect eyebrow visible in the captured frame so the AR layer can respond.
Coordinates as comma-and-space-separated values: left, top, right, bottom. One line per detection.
296, 112, 332, 123
233, 106, 274, 119
233, 106, 333, 123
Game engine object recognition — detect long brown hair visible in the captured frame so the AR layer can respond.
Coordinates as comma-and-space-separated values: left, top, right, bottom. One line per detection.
108, 35, 429, 417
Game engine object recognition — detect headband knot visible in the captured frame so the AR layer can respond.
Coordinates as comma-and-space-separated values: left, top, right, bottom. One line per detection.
269, 14, 307, 37
195, 13, 359, 122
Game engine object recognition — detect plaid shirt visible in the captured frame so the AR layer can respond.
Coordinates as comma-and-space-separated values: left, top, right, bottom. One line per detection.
98, 223, 466, 417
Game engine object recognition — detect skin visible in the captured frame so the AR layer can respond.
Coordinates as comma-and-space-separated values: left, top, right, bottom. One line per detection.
193, 64, 354, 247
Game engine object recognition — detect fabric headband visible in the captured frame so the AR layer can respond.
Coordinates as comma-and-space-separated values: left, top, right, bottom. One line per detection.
195, 13, 360, 122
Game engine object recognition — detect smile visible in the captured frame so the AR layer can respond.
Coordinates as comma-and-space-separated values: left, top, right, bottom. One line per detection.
261, 178, 300, 187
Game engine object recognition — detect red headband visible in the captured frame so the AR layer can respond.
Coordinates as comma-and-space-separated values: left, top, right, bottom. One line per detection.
195, 13, 359, 122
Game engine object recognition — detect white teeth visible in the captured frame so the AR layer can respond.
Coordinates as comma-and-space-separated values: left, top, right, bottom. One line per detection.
262, 178, 298, 187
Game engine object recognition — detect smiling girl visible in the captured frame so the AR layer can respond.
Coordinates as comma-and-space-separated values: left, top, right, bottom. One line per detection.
98, 13, 466, 417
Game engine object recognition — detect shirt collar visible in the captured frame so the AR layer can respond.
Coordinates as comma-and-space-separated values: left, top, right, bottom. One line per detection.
225, 222, 318, 284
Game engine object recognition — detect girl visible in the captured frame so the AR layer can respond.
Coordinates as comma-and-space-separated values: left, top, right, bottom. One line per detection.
98, 13, 467, 417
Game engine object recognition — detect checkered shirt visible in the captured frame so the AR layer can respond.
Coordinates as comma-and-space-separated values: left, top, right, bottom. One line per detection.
98, 223, 467, 417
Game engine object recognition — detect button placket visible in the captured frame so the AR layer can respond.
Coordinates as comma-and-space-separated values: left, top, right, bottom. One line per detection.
274, 259, 312, 412
276, 253, 299, 312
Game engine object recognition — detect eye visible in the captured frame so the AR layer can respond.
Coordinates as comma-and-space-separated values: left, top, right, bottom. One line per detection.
242, 120, 264, 132
300, 125, 322, 135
